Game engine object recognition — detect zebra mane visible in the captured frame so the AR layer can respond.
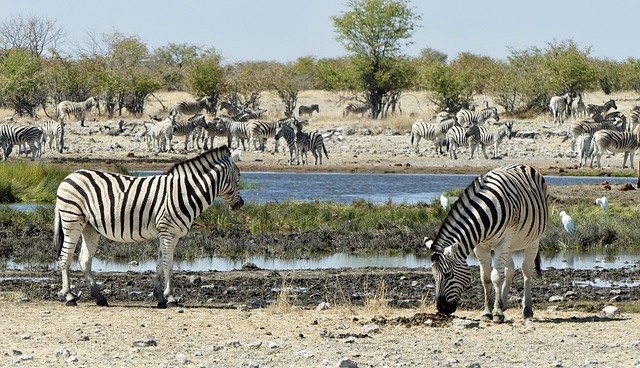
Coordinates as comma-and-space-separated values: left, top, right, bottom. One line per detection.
166, 145, 231, 175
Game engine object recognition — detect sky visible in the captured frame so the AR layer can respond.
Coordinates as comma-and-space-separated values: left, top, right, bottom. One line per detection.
3, 0, 640, 63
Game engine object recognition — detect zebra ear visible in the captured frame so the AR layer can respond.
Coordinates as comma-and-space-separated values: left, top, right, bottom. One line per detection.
230, 149, 242, 162
424, 237, 434, 250
445, 242, 460, 256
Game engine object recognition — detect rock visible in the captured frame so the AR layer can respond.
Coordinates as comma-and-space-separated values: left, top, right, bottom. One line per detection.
175, 353, 190, 365
225, 339, 241, 348
602, 305, 620, 316
338, 357, 359, 367
549, 295, 564, 302
316, 302, 331, 311
133, 339, 157, 347
452, 318, 479, 329
189, 275, 202, 284
465, 363, 481, 368
248, 341, 262, 349
362, 324, 380, 334
268, 342, 280, 349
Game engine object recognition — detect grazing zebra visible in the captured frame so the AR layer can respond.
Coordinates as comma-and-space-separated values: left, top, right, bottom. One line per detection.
549, 93, 572, 125
571, 94, 587, 119
214, 116, 250, 151
446, 125, 481, 160
343, 103, 371, 117
476, 121, 514, 159
590, 129, 639, 169
54, 146, 244, 307
298, 104, 320, 116
219, 101, 244, 116
40, 120, 64, 154
169, 96, 214, 118
576, 133, 593, 168
586, 99, 617, 117
0, 124, 43, 160
57, 96, 99, 127
410, 116, 459, 154
425, 164, 548, 322
293, 120, 328, 165
172, 114, 205, 150
565, 118, 625, 152
456, 106, 500, 126
275, 119, 298, 165
247, 120, 280, 152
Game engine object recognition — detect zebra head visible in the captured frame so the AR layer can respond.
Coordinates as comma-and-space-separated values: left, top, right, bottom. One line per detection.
215, 146, 244, 211
425, 238, 472, 315
505, 121, 515, 139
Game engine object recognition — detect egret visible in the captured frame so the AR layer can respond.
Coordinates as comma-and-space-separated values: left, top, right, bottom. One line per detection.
559, 211, 575, 235
440, 194, 449, 210
595, 196, 608, 214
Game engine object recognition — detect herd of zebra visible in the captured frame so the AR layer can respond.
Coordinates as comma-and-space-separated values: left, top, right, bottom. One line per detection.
410, 106, 513, 160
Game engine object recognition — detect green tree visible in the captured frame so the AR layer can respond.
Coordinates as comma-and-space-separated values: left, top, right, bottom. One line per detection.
184, 49, 225, 114
332, 0, 420, 119
152, 42, 201, 91
272, 58, 315, 116
543, 39, 598, 95
0, 48, 43, 117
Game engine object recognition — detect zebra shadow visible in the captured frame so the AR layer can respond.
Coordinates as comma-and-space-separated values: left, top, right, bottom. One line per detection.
536, 315, 630, 324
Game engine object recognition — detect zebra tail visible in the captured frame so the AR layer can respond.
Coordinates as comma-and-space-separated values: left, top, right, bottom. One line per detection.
410, 132, 415, 145
535, 250, 542, 277
53, 205, 64, 258
323, 144, 329, 159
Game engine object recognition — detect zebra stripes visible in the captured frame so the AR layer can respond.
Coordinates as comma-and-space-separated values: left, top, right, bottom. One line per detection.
275, 120, 298, 165
446, 125, 481, 160
40, 120, 64, 154
247, 120, 280, 152
54, 145, 244, 307
476, 121, 514, 159
57, 96, 98, 127
172, 114, 204, 150
590, 129, 639, 169
143, 116, 174, 152
169, 96, 214, 118
549, 93, 572, 125
0, 124, 43, 160
576, 133, 593, 168
343, 103, 371, 117
293, 120, 328, 165
571, 94, 587, 119
410, 116, 458, 154
425, 164, 548, 322
455, 106, 499, 126
566, 118, 626, 152
298, 104, 319, 116
586, 99, 617, 116
215, 116, 250, 151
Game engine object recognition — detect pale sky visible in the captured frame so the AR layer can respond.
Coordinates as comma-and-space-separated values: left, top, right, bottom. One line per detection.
3, 0, 639, 63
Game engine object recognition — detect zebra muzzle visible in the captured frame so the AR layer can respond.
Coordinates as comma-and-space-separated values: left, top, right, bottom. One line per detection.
436, 295, 458, 315
230, 196, 244, 211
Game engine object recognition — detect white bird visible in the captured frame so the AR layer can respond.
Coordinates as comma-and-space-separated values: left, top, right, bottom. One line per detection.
560, 211, 575, 235
440, 194, 449, 210
595, 196, 608, 214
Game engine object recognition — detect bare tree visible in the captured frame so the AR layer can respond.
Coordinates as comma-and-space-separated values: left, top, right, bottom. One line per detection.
0, 14, 65, 56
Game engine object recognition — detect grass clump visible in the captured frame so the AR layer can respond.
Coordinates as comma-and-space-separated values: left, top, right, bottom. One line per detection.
0, 162, 69, 203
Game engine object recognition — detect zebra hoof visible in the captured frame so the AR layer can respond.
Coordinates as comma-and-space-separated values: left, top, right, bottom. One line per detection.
167, 301, 182, 308
492, 314, 505, 324
481, 313, 492, 321
157, 301, 168, 309
96, 296, 109, 307
65, 299, 78, 307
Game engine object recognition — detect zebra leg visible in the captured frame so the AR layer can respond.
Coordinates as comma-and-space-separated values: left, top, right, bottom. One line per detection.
155, 235, 180, 308
481, 144, 489, 159
79, 227, 108, 306
313, 149, 320, 165
630, 151, 635, 170
501, 254, 516, 312
473, 246, 494, 320
58, 224, 83, 306
521, 244, 539, 319
491, 245, 512, 323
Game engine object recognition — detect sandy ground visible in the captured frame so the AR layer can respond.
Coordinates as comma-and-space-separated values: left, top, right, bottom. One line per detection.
2, 90, 640, 367
1, 301, 639, 367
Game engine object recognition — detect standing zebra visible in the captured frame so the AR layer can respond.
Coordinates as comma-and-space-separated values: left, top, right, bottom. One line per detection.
590, 128, 639, 169
219, 101, 244, 116
425, 164, 548, 322
172, 114, 205, 150
343, 103, 371, 117
410, 116, 459, 154
144, 116, 174, 152
298, 104, 320, 117
193, 115, 229, 150
549, 93, 572, 125
40, 120, 64, 154
446, 125, 481, 160
215, 116, 251, 151
275, 119, 299, 165
586, 99, 617, 117
57, 96, 99, 127
247, 120, 280, 152
576, 133, 593, 168
169, 96, 214, 118
476, 121, 514, 159
456, 106, 500, 126
54, 146, 244, 307
293, 120, 329, 165
0, 124, 43, 160
565, 118, 626, 152
571, 93, 587, 119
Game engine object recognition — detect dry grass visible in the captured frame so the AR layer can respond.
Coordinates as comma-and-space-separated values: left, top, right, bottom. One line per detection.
364, 279, 390, 315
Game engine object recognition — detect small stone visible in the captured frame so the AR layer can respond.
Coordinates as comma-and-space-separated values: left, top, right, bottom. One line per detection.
66, 356, 78, 364
316, 302, 331, 311
466, 363, 481, 368
20, 334, 31, 340
189, 275, 202, 284
361, 324, 380, 334
452, 318, 479, 329
248, 341, 262, 349
268, 342, 280, 349
175, 353, 189, 365
13, 355, 33, 363
549, 296, 564, 302
225, 339, 241, 348
602, 305, 620, 316
133, 339, 157, 347
338, 357, 359, 368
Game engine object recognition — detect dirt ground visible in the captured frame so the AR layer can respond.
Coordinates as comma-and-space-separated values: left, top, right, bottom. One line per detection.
2, 90, 640, 367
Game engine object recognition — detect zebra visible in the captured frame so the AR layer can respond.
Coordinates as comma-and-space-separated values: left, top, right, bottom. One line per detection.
629, 106, 640, 132
169, 96, 214, 118
172, 114, 205, 150
293, 119, 328, 165
576, 133, 593, 168
424, 164, 548, 322
192, 115, 229, 150
549, 93, 572, 125
446, 125, 481, 160
455, 106, 500, 126
343, 103, 371, 117
247, 120, 280, 152
410, 116, 459, 154
219, 101, 244, 116
54, 145, 244, 307
40, 120, 64, 154
57, 96, 99, 127
571, 93, 587, 119
275, 119, 298, 165
476, 121, 514, 159
590, 129, 639, 169
143, 116, 174, 152
565, 118, 626, 152
586, 99, 617, 117
0, 124, 43, 160
214, 116, 250, 151
298, 104, 319, 116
